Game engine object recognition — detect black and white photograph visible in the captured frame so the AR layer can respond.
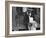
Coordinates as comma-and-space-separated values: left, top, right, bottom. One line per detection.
8, 3, 44, 35
5, 1, 45, 37
12, 7, 40, 31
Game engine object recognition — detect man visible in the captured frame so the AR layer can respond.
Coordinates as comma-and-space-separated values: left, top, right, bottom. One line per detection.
24, 11, 29, 30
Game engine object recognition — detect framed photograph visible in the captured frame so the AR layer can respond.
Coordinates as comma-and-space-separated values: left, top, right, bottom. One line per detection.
5, 1, 45, 37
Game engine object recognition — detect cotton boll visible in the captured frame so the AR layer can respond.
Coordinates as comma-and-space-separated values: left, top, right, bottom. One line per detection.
31, 26, 36, 30
35, 23, 38, 28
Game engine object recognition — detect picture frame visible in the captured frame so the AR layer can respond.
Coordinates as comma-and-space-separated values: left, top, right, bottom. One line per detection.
5, 1, 45, 37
